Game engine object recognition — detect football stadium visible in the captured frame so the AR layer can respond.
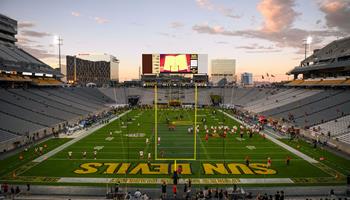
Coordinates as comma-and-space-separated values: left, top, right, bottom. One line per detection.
1, 1, 350, 199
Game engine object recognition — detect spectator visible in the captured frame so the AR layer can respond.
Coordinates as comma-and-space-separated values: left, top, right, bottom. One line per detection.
280, 190, 284, 200
218, 189, 223, 199
15, 186, 20, 195
161, 181, 166, 199
125, 192, 131, 199
114, 182, 119, 193
142, 193, 149, 200
26, 183, 30, 195
274, 191, 280, 200
172, 185, 177, 199
10, 187, 14, 198
183, 183, 187, 198
134, 189, 141, 199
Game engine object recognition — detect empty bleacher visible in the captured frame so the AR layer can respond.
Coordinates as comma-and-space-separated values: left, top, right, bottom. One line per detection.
311, 115, 350, 137
335, 132, 350, 145
0, 129, 20, 143
0, 88, 114, 144
258, 89, 350, 127
244, 88, 322, 113
99, 87, 128, 104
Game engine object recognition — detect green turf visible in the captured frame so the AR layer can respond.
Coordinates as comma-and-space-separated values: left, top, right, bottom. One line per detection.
281, 138, 350, 175
19, 108, 331, 180
2, 108, 348, 186
0, 138, 71, 177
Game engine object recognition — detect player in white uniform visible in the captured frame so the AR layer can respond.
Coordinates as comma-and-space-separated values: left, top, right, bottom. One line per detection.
83, 151, 87, 159
139, 150, 144, 159
94, 150, 97, 159
68, 151, 72, 159
157, 137, 161, 145
146, 138, 149, 145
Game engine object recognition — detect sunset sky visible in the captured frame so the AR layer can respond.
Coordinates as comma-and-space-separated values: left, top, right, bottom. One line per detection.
0, 0, 349, 81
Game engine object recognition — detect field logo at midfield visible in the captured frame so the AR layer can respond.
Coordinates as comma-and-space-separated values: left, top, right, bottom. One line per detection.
105, 137, 114, 141
124, 133, 145, 138
94, 146, 104, 151
74, 162, 276, 175
246, 146, 256, 150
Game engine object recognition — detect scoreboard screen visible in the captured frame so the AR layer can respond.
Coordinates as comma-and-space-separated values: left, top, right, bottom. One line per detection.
142, 54, 200, 74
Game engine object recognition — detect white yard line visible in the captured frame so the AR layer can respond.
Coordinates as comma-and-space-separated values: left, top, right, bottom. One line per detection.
33, 110, 132, 163
220, 110, 319, 164
264, 129, 283, 139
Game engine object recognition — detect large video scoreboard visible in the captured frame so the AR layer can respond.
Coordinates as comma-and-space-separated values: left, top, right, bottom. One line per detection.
142, 54, 207, 74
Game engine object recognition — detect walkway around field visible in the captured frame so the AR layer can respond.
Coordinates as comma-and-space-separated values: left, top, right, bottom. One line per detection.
9, 184, 348, 199
33, 110, 131, 163
57, 177, 293, 184
219, 110, 319, 164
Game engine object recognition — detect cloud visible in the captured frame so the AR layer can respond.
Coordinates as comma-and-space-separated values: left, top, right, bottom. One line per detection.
257, 0, 300, 33
196, 0, 214, 10
16, 36, 36, 45
20, 30, 52, 38
236, 44, 280, 53
217, 6, 241, 19
216, 41, 229, 44
192, 24, 339, 50
18, 21, 35, 29
195, 0, 241, 19
93, 17, 109, 24
17, 44, 56, 59
319, 0, 350, 34
158, 32, 176, 38
236, 44, 274, 50
192, 0, 343, 53
170, 22, 184, 29
71, 11, 81, 17
316, 19, 322, 25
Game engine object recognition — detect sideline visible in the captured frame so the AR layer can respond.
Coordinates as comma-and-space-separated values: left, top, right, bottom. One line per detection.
57, 177, 293, 184
219, 110, 319, 164
33, 110, 132, 163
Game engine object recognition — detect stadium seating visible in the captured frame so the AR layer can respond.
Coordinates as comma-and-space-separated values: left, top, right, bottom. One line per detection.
0, 129, 20, 143
244, 89, 322, 113
99, 87, 128, 104
335, 132, 350, 145
259, 89, 350, 127
31, 78, 62, 86
311, 115, 350, 137
0, 111, 45, 134
286, 79, 304, 86
0, 74, 32, 82
0, 88, 114, 143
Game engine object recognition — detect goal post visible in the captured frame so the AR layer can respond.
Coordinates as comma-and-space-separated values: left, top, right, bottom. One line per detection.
154, 84, 198, 161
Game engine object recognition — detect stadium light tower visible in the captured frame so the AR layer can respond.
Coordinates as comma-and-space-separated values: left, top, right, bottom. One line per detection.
304, 36, 312, 59
53, 35, 63, 70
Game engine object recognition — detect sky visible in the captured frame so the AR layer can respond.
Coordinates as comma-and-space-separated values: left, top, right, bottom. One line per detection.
0, 0, 349, 81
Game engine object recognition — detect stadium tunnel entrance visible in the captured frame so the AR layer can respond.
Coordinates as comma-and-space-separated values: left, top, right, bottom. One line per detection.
128, 95, 140, 106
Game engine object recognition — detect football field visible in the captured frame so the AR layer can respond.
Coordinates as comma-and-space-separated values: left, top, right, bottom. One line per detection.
1, 108, 348, 185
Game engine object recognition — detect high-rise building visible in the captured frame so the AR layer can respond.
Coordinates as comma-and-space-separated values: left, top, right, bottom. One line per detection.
241, 72, 253, 85
76, 54, 119, 82
63, 53, 119, 86
211, 59, 236, 86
